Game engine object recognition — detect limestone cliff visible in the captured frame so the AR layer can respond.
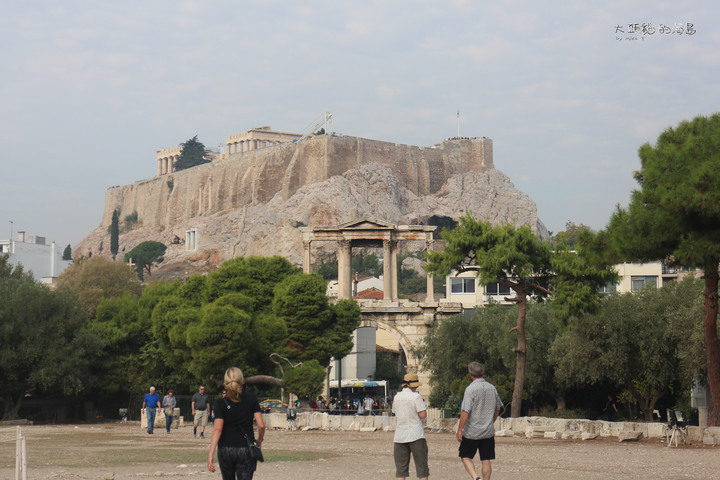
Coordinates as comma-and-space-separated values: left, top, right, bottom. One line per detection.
75, 135, 547, 276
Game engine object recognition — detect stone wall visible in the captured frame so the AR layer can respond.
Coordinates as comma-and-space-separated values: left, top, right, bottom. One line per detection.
100, 135, 494, 232
260, 411, 720, 445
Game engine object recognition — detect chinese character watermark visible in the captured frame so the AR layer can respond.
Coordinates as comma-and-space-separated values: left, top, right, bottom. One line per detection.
614, 22, 695, 41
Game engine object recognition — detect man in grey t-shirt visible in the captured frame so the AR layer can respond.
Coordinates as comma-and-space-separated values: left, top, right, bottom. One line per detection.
191, 385, 209, 438
456, 362, 503, 480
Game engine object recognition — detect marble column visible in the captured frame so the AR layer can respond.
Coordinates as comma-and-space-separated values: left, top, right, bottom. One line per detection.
425, 239, 435, 303
383, 240, 393, 301
303, 241, 311, 274
390, 240, 398, 301
338, 240, 352, 299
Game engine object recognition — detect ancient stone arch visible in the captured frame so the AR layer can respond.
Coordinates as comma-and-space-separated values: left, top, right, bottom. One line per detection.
302, 218, 462, 397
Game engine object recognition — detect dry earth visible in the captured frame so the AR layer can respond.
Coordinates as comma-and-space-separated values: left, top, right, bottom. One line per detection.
1, 422, 718, 480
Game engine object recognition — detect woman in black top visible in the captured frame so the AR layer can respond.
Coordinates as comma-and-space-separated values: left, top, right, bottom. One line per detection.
208, 367, 265, 479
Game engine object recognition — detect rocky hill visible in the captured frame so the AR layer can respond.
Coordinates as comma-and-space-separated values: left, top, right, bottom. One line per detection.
75, 135, 547, 277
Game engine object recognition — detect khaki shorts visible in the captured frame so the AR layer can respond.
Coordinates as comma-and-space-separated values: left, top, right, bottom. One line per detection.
394, 438, 429, 478
194, 409, 208, 427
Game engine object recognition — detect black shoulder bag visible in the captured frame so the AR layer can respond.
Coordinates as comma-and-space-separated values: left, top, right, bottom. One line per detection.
223, 398, 264, 462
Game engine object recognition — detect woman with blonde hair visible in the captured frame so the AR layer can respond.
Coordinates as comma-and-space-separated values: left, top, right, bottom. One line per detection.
208, 367, 265, 479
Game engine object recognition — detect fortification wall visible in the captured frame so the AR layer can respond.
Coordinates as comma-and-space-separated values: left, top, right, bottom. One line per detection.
102, 135, 493, 231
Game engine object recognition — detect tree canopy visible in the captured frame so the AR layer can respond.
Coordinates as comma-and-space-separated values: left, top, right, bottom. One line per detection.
110, 209, 119, 260
123, 241, 166, 280
608, 113, 720, 425
173, 135, 210, 171
424, 214, 615, 417
550, 277, 703, 421
57, 256, 143, 315
96, 256, 360, 401
0, 254, 104, 419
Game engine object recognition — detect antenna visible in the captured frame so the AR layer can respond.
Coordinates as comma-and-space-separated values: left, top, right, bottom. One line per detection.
457, 109, 460, 138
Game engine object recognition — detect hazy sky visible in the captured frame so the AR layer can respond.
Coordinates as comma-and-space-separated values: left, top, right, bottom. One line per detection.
1, 1, 718, 247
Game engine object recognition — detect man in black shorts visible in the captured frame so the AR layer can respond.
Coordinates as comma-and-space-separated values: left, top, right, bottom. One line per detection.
456, 362, 503, 480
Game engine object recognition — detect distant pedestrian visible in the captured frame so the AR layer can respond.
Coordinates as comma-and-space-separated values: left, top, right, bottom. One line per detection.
162, 389, 176, 433
142, 386, 161, 435
605, 395, 618, 421
457, 362, 503, 480
363, 394, 375, 415
392, 373, 429, 480
192, 385, 209, 438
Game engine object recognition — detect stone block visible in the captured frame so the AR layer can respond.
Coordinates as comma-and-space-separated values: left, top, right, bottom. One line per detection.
618, 431, 643, 442
581, 432, 597, 441
544, 431, 562, 439
495, 429, 514, 437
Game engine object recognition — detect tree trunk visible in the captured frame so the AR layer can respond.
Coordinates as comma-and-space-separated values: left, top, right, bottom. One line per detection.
2, 393, 23, 421
511, 294, 527, 418
555, 395, 566, 411
703, 268, 720, 426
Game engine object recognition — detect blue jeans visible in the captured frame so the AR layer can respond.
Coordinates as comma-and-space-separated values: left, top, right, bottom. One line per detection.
166, 414, 173, 432
146, 407, 157, 432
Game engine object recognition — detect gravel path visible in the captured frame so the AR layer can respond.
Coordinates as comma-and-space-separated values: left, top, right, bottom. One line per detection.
1, 423, 718, 479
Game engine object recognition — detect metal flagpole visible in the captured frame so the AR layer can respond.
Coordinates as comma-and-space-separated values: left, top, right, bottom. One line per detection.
457, 110, 460, 138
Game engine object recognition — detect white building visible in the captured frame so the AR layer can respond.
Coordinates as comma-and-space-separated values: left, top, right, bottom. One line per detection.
0, 231, 72, 285
444, 261, 698, 311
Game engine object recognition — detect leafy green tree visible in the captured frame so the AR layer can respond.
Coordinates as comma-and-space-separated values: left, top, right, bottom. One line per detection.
173, 135, 211, 171
283, 360, 326, 403
550, 278, 702, 421
548, 222, 592, 249
57, 256, 143, 315
204, 256, 298, 308
0, 269, 104, 419
273, 273, 361, 366
123, 241, 166, 281
425, 214, 615, 417
417, 305, 513, 407
62, 244, 72, 261
93, 293, 153, 398
608, 113, 720, 425
110, 210, 119, 260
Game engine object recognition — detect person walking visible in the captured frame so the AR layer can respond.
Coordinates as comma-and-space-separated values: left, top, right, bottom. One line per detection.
457, 362, 503, 480
192, 385, 210, 438
208, 367, 265, 479
392, 373, 429, 480
142, 386, 161, 435
162, 389, 177, 433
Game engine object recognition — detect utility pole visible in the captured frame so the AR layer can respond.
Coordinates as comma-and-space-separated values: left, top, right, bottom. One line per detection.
457, 110, 460, 138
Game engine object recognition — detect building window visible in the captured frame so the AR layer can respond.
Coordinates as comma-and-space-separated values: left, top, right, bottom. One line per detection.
451, 278, 475, 293
485, 282, 511, 296
631, 276, 658, 291
599, 283, 617, 294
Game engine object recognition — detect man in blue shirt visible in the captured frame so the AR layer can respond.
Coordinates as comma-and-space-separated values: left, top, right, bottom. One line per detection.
143, 386, 161, 434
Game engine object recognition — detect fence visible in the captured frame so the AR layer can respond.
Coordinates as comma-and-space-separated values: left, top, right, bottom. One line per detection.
0, 426, 27, 480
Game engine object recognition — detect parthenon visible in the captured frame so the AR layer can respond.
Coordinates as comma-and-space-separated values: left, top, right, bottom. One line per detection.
224, 126, 301, 155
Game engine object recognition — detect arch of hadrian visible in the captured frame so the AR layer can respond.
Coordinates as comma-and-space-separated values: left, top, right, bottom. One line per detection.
156, 126, 301, 176
301, 218, 462, 397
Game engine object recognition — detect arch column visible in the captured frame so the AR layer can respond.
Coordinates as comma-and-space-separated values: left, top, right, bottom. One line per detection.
303, 240, 311, 274
425, 239, 435, 303
383, 240, 398, 301
338, 240, 353, 299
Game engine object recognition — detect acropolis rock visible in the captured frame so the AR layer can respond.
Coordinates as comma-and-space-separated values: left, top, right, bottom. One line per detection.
75, 133, 548, 276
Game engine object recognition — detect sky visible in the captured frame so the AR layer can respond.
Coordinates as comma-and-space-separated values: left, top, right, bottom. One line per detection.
1, 1, 718, 248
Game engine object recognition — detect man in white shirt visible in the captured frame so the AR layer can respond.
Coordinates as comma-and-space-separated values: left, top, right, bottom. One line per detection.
392, 373, 429, 480
363, 394, 375, 415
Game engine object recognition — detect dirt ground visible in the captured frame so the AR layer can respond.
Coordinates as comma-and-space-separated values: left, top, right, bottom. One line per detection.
1, 422, 719, 480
